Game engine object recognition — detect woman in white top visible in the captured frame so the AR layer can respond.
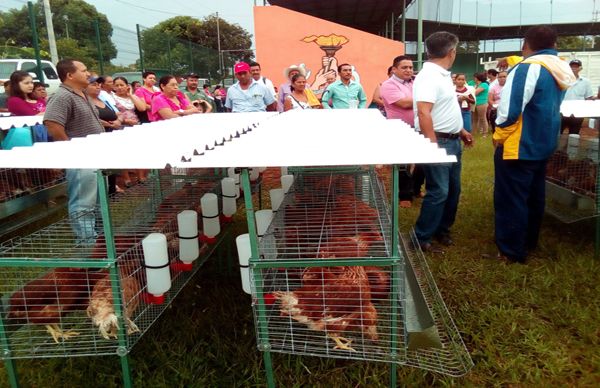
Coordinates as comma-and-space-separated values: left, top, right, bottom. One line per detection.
283, 74, 311, 111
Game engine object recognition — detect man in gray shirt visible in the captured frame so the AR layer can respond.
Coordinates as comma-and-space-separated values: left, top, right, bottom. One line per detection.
44, 59, 104, 245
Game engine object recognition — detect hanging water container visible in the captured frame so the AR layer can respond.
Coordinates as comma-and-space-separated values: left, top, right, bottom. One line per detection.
281, 174, 294, 194
177, 210, 199, 271
200, 193, 220, 244
269, 188, 284, 212
255, 209, 273, 241
142, 233, 172, 304
236, 233, 252, 294
227, 167, 241, 198
221, 177, 237, 223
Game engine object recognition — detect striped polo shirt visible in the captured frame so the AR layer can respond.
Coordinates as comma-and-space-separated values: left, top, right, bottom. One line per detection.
44, 84, 104, 139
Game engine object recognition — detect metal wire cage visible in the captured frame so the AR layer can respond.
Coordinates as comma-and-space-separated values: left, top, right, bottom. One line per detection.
0, 168, 65, 203
248, 168, 472, 377
546, 134, 598, 222
0, 169, 225, 360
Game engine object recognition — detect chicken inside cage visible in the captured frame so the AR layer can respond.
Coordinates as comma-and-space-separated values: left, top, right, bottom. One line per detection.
258, 172, 395, 353
0, 168, 65, 202
6, 267, 107, 343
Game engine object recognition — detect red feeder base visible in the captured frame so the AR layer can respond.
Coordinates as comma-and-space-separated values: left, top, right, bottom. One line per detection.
200, 234, 217, 244
220, 214, 234, 224
171, 262, 193, 272
263, 293, 276, 305
142, 293, 165, 305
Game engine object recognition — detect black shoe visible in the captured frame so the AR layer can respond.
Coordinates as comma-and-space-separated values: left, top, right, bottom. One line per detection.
435, 234, 454, 246
419, 242, 444, 254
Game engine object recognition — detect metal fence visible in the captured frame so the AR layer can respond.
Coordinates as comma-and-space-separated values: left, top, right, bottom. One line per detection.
1, 3, 228, 84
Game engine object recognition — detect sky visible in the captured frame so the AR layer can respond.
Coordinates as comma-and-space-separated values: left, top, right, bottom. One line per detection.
1, 0, 598, 62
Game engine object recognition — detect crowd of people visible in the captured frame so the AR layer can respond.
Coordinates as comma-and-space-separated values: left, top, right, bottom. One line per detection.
0, 23, 596, 262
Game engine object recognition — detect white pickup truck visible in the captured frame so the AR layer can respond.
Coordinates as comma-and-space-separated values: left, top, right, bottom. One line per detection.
0, 59, 60, 95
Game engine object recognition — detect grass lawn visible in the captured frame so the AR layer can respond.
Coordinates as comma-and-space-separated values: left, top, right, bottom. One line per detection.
1, 134, 599, 387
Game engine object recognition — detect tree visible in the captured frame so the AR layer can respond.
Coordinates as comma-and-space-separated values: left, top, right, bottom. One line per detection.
557, 36, 594, 50
0, 0, 116, 70
456, 41, 481, 54
140, 15, 253, 79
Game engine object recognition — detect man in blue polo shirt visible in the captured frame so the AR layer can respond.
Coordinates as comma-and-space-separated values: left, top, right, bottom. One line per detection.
225, 62, 277, 112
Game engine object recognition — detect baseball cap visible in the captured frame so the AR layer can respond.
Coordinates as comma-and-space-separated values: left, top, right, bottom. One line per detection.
88, 76, 101, 83
234, 62, 250, 74
186, 72, 200, 79
569, 59, 582, 66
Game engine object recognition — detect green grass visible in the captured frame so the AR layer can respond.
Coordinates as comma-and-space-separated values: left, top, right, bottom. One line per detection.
2, 136, 600, 387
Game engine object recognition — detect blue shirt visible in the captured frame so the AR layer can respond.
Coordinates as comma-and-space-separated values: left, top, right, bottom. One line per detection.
224, 80, 275, 112
321, 80, 367, 109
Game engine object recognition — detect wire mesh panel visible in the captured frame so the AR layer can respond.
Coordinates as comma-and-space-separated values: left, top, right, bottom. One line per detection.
0, 168, 65, 203
0, 169, 227, 359
252, 168, 405, 362
253, 263, 403, 363
250, 167, 473, 376
260, 168, 394, 261
546, 134, 598, 222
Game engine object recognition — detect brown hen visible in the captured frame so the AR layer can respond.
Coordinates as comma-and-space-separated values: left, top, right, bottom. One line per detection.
7, 268, 104, 343
274, 265, 378, 351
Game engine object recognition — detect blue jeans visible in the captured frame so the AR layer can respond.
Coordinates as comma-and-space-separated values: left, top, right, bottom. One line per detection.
461, 110, 472, 133
66, 168, 99, 245
494, 147, 547, 262
415, 138, 462, 244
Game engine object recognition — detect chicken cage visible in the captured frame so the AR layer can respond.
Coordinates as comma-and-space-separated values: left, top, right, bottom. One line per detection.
0, 117, 67, 236
241, 166, 473, 387
546, 100, 600, 258
546, 133, 598, 222
0, 168, 233, 387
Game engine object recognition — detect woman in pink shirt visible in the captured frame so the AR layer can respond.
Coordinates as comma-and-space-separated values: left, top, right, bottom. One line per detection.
134, 71, 159, 122
150, 75, 199, 121
487, 71, 507, 133
6, 71, 46, 116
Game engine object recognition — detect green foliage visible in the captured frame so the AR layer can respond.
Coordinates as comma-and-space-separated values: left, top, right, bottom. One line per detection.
140, 14, 253, 79
0, 0, 116, 66
457, 40, 481, 54
557, 36, 595, 50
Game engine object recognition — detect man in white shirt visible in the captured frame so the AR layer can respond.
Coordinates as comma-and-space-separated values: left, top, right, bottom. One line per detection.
561, 59, 595, 134
413, 31, 474, 252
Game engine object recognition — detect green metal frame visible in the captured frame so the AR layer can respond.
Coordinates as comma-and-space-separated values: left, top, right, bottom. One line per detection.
97, 171, 133, 387
243, 166, 403, 387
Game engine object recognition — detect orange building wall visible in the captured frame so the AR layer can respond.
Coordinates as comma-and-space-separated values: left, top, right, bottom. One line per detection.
253, 6, 405, 103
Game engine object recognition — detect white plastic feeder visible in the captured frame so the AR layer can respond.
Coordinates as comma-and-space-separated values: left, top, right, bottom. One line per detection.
236, 233, 252, 294
281, 174, 294, 194
255, 209, 273, 240
200, 193, 220, 244
221, 177, 237, 223
177, 210, 199, 271
269, 188, 284, 212
142, 233, 172, 304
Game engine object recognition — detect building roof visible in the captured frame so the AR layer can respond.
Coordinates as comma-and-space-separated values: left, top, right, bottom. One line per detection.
268, 0, 600, 41
268, 0, 411, 35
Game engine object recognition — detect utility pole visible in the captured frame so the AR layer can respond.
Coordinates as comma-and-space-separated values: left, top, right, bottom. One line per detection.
42, 0, 58, 63
216, 12, 223, 78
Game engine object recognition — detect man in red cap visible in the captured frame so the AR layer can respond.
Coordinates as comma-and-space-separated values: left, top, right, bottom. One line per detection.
224, 62, 277, 112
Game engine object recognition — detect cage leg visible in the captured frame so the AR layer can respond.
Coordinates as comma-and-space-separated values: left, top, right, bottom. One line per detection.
389, 363, 397, 387
120, 354, 133, 388
263, 351, 276, 388
3, 358, 19, 388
